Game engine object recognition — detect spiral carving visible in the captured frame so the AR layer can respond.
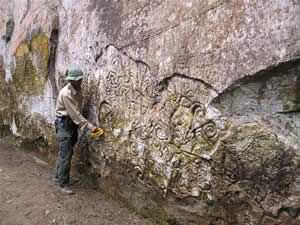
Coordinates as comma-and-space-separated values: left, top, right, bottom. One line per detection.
155, 123, 170, 141
202, 121, 217, 139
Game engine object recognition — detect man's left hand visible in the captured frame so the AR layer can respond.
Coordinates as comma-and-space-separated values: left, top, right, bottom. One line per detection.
90, 126, 98, 133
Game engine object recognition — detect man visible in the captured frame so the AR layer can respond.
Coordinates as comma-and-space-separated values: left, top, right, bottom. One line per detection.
54, 68, 99, 195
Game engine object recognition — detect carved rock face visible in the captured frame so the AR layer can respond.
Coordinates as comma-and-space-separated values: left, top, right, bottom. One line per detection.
87, 46, 300, 224
0, 0, 300, 224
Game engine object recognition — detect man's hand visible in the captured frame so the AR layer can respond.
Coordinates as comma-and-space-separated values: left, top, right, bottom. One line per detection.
90, 126, 104, 137
90, 126, 98, 133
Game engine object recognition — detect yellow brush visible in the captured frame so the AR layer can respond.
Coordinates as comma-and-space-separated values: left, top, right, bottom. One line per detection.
91, 128, 104, 136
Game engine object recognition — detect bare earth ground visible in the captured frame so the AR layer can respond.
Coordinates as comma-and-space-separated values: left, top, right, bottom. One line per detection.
0, 140, 156, 225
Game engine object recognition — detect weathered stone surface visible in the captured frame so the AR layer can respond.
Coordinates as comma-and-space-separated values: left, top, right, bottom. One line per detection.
1, 0, 300, 224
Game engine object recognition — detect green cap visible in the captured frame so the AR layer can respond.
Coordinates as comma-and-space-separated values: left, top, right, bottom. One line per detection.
65, 69, 87, 80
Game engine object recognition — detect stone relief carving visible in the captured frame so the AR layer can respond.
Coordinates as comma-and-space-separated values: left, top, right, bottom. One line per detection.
90, 46, 300, 224
99, 51, 155, 120
95, 46, 223, 197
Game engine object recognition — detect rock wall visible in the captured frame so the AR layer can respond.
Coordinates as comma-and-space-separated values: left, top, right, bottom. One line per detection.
1, 0, 300, 224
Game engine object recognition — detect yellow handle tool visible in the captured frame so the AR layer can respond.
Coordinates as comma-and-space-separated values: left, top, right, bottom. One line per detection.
91, 128, 104, 137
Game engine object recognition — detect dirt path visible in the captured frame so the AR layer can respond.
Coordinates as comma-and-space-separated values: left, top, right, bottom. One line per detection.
0, 140, 156, 225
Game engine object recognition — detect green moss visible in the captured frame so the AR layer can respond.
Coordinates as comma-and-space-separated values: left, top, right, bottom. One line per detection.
139, 206, 169, 225
280, 86, 297, 111
114, 191, 179, 225
0, 36, 50, 137
21, 113, 49, 139
111, 189, 137, 212
0, 125, 11, 137
15, 42, 30, 57
0, 34, 55, 165
0, 57, 12, 110
85, 173, 100, 190
30, 33, 49, 74
200, 192, 209, 204
0, 56, 5, 83
11, 34, 50, 102
35, 136, 48, 147
167, 218, 181, 225
285, 122, 298, 136
80, 168, 179, 225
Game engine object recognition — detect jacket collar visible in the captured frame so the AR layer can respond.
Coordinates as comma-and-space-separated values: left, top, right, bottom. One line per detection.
68, 83, 78, 95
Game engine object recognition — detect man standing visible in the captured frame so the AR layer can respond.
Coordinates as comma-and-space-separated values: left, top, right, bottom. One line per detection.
54, 68, 99, 195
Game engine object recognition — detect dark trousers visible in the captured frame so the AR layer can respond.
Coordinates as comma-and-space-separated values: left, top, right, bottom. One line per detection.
54, 116, 78, 187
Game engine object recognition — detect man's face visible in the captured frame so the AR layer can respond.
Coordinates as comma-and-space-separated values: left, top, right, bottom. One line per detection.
71, 79, 83, 91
